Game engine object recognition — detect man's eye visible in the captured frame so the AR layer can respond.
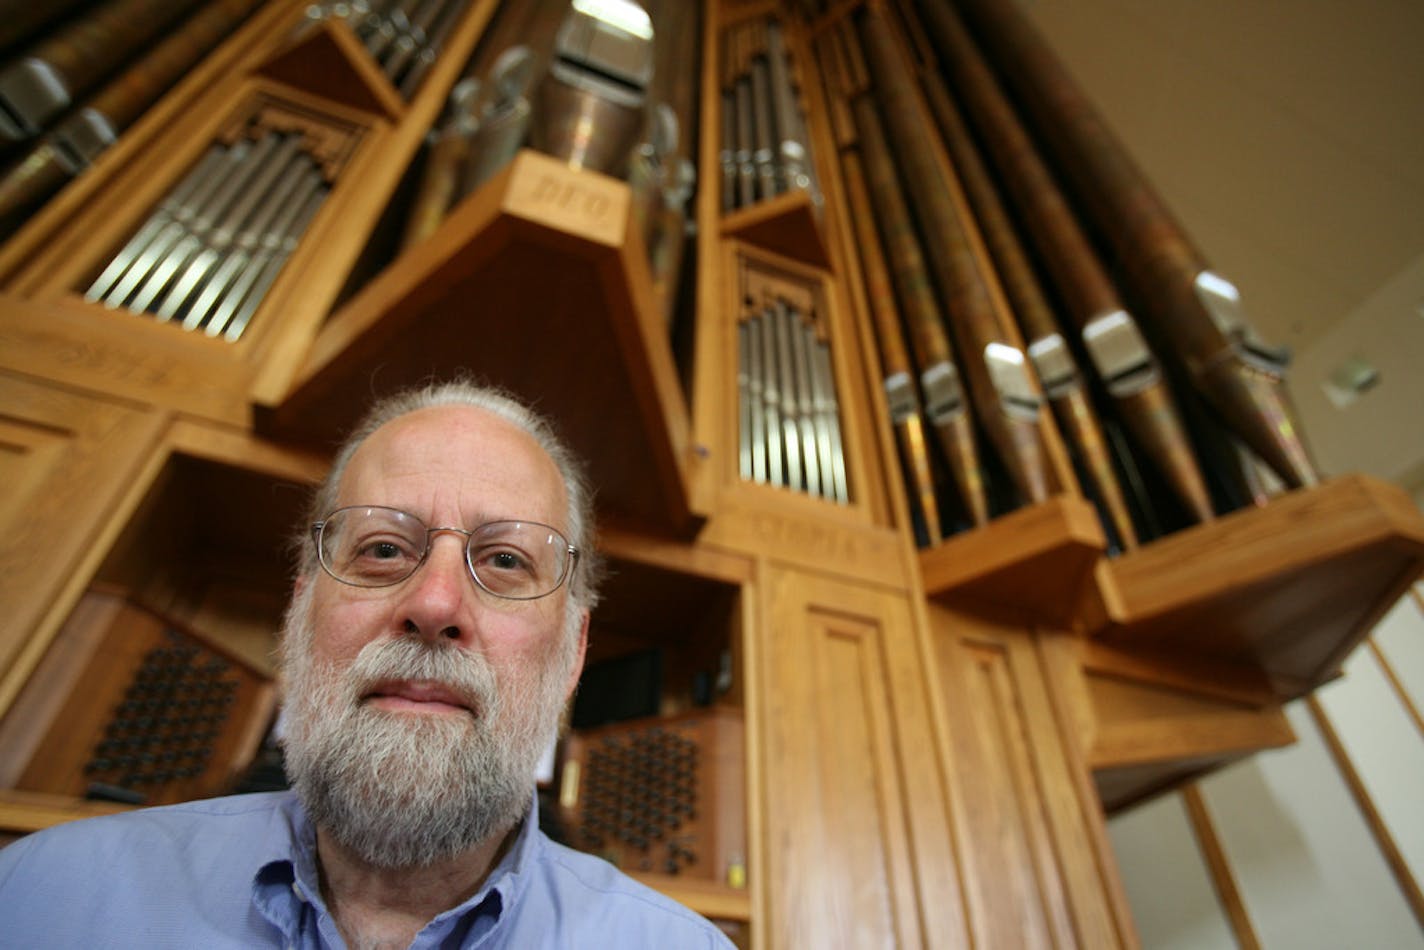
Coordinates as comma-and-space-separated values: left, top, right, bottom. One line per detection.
350, 537, 416, 563
366, 541, 404, 560
479, 549, 531, 572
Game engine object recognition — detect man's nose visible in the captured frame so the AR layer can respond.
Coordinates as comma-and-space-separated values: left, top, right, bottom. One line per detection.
398, 533, 470, 642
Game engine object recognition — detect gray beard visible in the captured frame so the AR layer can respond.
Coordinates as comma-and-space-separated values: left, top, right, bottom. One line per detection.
278, 587, 575, 869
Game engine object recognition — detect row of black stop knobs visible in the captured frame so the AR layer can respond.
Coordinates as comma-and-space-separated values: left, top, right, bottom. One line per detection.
576, 727, 705, 874
81, 634, 240, 787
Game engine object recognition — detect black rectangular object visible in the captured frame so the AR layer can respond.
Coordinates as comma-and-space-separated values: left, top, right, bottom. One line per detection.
571, 648, 662, 729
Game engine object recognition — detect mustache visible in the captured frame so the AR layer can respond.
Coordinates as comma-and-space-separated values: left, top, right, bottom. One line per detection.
342, 636, 499, 718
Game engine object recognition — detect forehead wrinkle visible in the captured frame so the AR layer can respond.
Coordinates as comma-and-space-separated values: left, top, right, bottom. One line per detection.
335, 405, 569, 532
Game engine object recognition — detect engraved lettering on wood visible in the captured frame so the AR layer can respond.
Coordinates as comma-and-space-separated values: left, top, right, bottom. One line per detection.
751, 512, 862, 565
507, 154, 627, 247
2, 319, 213, 394
530, 174, 614, 225
736, 511, 905, 587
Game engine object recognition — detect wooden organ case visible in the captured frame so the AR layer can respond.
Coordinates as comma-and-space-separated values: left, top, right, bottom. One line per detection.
557, 707, 745, 885
0, 589, 276, 808
0, 1, 1420, 947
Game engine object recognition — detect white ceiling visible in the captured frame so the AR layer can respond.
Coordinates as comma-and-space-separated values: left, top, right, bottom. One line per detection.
1022, 0, 1424, 352
1020, 0, 1424, 491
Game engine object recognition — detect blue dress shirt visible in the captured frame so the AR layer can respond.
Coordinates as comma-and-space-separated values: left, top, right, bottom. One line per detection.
0, 791, 735, 948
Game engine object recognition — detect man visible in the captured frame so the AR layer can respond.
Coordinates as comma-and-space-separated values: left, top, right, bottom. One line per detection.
0, 381, 735, 948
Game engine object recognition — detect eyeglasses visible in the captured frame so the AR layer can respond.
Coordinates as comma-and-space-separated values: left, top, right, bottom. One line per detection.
312, 506, 578, 600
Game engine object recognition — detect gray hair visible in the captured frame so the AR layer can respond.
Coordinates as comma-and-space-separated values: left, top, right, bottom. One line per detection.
299, 379, 603, 610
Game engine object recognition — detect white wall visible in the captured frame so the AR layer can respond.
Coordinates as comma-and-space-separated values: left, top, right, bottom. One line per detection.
1107, 794, 1236, 950
1108, 591, 1424, 947
1287, 254, 1424, 494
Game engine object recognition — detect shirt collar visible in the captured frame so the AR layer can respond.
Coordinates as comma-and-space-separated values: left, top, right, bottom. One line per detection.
250, 792, 325, 944
421, 792, 544, 936
249, 790, 546, 944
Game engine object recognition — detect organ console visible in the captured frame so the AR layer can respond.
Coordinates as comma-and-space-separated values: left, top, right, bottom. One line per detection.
555, 706, 745, 887
0, 588, 275, 807
1, 3, 1420, 946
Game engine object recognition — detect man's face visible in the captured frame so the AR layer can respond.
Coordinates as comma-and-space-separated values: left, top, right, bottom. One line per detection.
311, 405, 582, 690
280, 405, 588, 867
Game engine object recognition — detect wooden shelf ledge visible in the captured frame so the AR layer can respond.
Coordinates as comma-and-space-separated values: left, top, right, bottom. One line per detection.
1095, 474, 1424, 700
719, 190, 830, 268
1082, 655, 1296, 814
919, 493, 1106, 627
0, 789, 131, 837
629, 871, 752, 922
1044, 636, 1297, 813
1094, 751, 1264, 817
255, 150, 702, 536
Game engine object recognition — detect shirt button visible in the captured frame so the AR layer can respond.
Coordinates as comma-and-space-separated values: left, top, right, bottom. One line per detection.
292, 881, 307, 902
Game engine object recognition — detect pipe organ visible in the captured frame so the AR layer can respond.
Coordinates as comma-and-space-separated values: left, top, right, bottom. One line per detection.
1, 1, 1421, 945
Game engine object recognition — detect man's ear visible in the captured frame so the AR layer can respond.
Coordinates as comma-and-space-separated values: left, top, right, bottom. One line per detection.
284, 574, 309, 631
269, 576, 304, 707
563, 609, 590, 702
275, 574, 310, 655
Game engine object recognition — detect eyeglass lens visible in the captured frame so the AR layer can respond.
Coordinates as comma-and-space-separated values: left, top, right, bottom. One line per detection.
317, 507, 571, 598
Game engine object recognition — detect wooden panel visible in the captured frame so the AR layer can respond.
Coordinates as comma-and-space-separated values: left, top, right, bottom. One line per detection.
720, 191, 830, 267
919, 493, 1106, 626
258, 151, 697, 535
63, 416, 325, 676
1087, 676, 1294, 770
0, 589, 275, 806
558, 707, 745, 889
0, 790, 130, 838
256, 17, 405, 121
928, 606, 1137, 948
0, 418, 65, 529
0, 375, 167, 707
1098, 475, 1424, 697
1041, 629, 1294, 813
627, 871, 752, 925
0, 294, 253, 426
0, 397, 322, 726
759, 566, 967, 948
934, 622, 1067, 947
700, 483, 910, 589
1079, 638, 1278, 708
